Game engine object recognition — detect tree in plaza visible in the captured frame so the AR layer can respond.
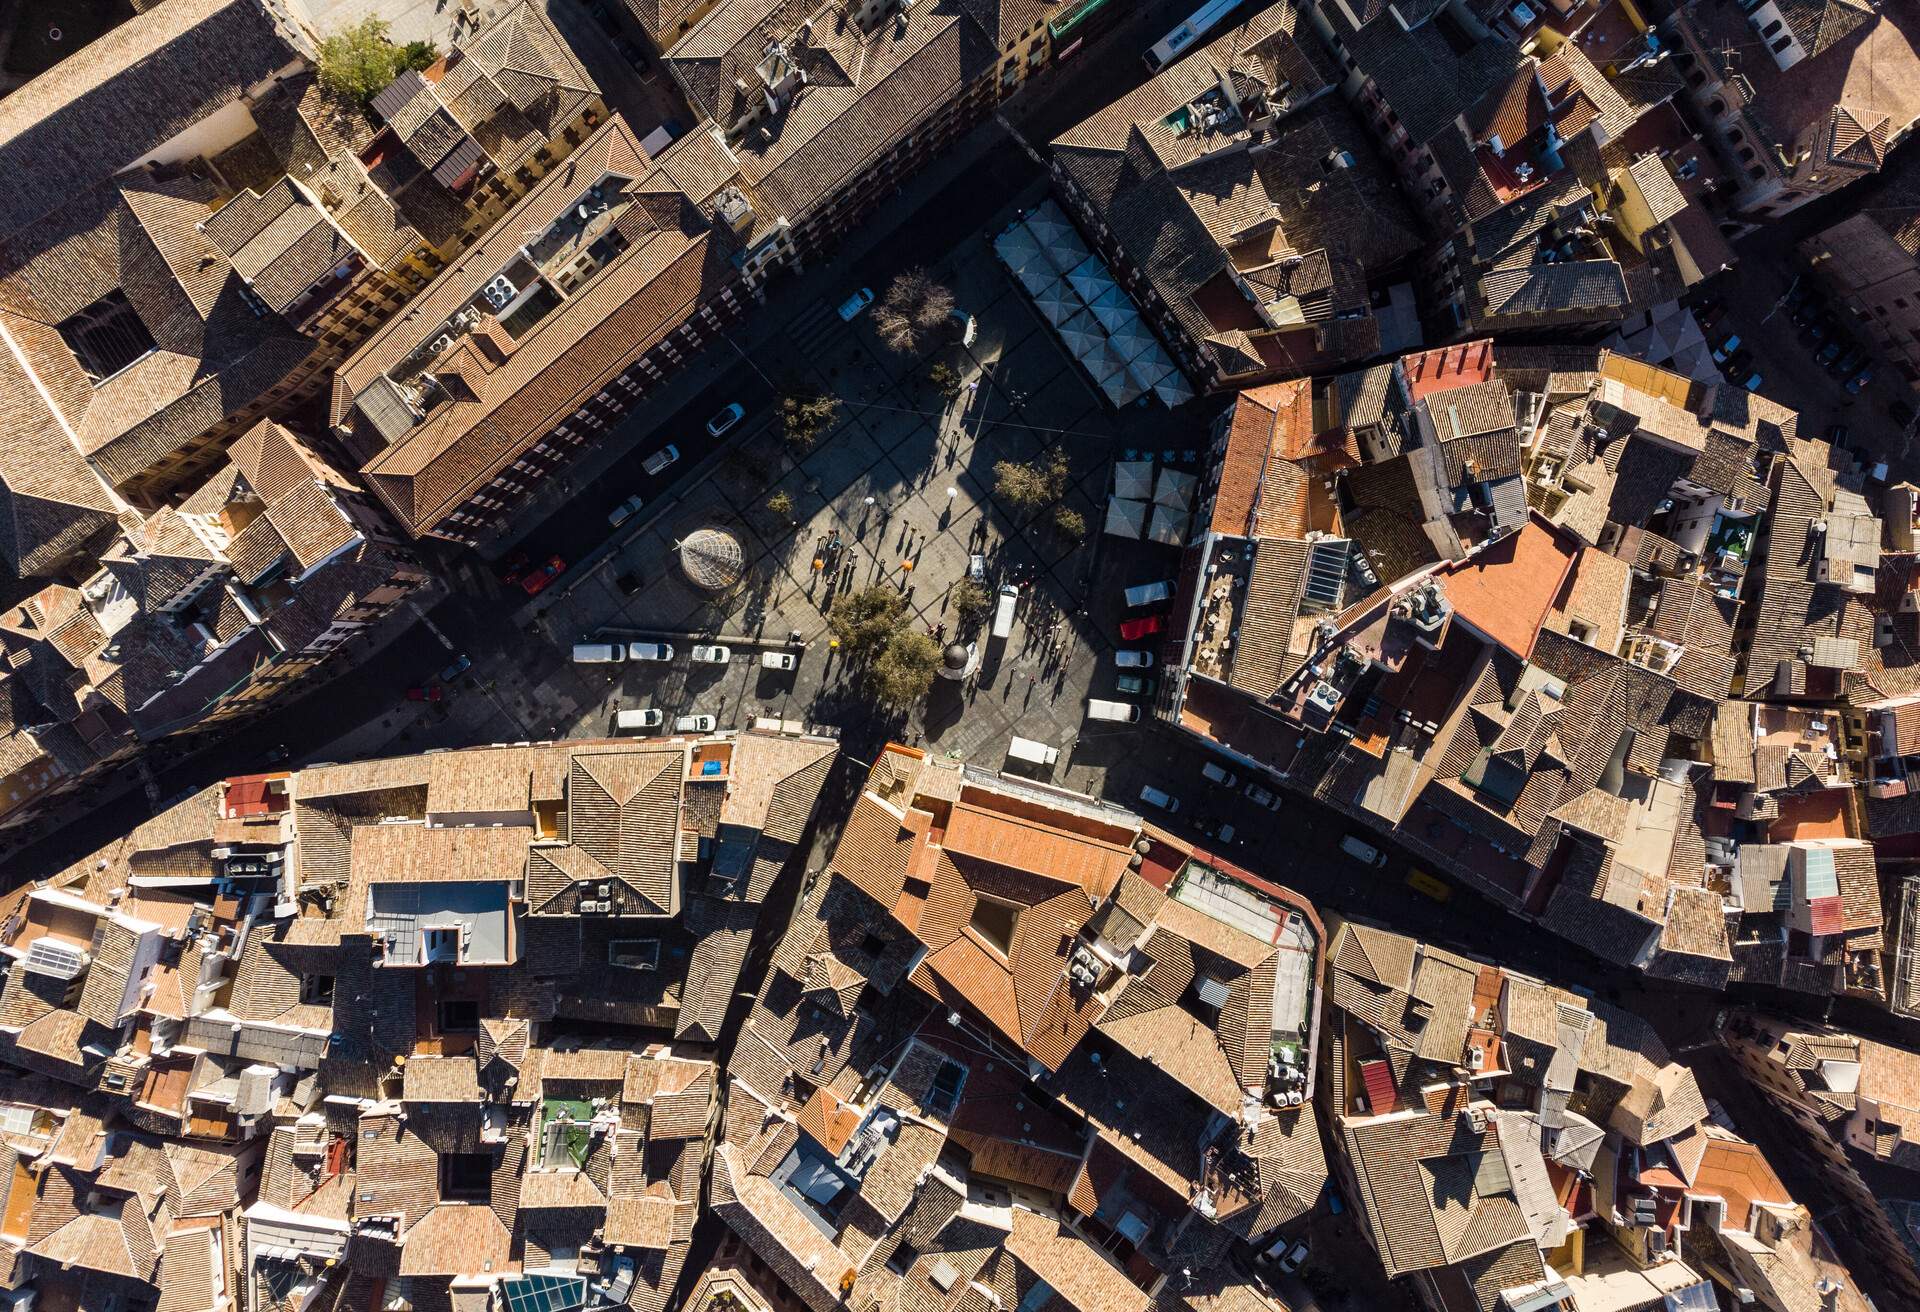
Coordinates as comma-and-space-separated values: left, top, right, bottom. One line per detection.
317, 18, 437, 104
766, 490, 795, 518
927, 362, 964, 397
993, 446, 1071, 509
949, 579, 991, 622
781, 389, 840, 453
828, 584, 911, 659
872, 630, 942, 707
872, 268, 956, 355
1052, 506, 1087, 542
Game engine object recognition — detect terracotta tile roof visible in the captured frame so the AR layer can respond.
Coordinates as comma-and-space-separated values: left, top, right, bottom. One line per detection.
1438, 516, 1580, 659
397, 1202, 512, 1276
351, 821, 530, 884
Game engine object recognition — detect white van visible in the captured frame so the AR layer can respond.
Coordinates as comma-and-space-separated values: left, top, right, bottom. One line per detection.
1138, 784, 1181, 812
616, 708, 663, 732
1087, 699, 1140, 723
1340, 834, 1388, 868
628, 643, 674, 662
1124, 580, 1174, 607
1201, 761, 1238, 787
573, 642, 625, 663
761, 651, 798, 671
1006, 736, 1060, 767
991, 583, 1019, 639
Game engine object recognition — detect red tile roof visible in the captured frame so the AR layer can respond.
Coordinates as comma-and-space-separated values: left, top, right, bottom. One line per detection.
1400, 339, 1494, 401
1439, 515, 1580, 659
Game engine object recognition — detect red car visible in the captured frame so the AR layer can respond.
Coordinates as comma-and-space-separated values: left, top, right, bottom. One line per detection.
520, 555, 566, 596
1119, 614, 1165, 642
406, 685, 444, 702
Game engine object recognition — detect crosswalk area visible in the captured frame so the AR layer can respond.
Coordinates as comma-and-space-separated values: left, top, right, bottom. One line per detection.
783, 299, 853, 357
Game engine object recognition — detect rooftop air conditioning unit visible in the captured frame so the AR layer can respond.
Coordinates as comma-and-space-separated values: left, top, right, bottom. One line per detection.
1467, 1045, 1486, 1071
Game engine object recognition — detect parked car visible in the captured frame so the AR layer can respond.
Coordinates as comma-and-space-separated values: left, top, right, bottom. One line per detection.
1801, 315, 1839, 344
1277, 1242, 1309, 1275
1710, 333, 1741, 363
1829, 345, 1867, 375
1138, 784, 1181, 812
674, 713, 716, 733
838, 287, 875, 321
612, 35, 648, 70
690, 644, 732, 664
1086, 698, 1141, 723
608, 494, 646, 528
1123, 580, 1174, 607
439, 654, 472, 683
1119, 613, 1165, 641
406, 685, 443, 702
761, 651, 799, 671
1340, 834, 1388, 868
628, 643, 675, 661
1197, 815, 1236, 844
573, 644, 624, 664
1845, 365, 1875, 394
642, 444, 680, 476
616, 708, 664, 732
1114, 650, 1154, 668
520, 556, 565, 595
707, 403, 746, 437
1201, 761, 1238, 787
1115, 673, 1158, 696
1245, 782, 1282, 810
1738, 370, 1765, 393
1406, 869, 1454, 902
1815, 338, 1846, 368
968, 553, 988, 583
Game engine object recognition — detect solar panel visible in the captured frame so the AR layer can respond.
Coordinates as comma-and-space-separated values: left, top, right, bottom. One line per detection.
502, 1274, 590, 1312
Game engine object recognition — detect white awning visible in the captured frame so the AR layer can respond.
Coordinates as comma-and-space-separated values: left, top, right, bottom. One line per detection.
1105, 497, 1148, 538
1113, 460, 1154, 499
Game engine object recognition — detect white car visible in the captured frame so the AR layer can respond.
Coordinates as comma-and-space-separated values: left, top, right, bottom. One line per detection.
1114, 650, 1154, 668
616, 708, 663, 732
1138, 784, 1181, 813
1201, 761, 1238, 788
838, 288, 875, 321
760, 651, 798, 671
674, 714, 716, 733
690, 645, 732, 664
1245, 782, 1282, 810
607, 494, 645, 528
642, 444, 680, 476
706, 403, 746, 437
1277, 1241, 1309, 1275
628, 643, 674, 662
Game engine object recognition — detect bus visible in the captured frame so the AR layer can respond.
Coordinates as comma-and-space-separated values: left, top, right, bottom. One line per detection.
1143, 0, 1243, 71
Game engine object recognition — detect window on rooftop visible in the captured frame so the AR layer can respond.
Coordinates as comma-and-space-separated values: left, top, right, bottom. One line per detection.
437, 999, 480, 1033
439, 1151, 493, 1202
58, 290, 156, 383
969, 895, 1020, 956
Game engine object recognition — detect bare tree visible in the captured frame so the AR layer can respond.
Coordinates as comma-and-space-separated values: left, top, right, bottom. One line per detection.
872, 268, 956, 355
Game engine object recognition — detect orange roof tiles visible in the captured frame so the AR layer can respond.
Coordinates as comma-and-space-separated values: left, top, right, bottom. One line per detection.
1692, 1132, 1789, 1231
1439, 515, 1580, 659
1401, 339, 1494, 401
941, 801, 1132, 897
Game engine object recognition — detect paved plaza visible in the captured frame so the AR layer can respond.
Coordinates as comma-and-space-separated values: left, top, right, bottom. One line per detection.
396, 207, 1219, 792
